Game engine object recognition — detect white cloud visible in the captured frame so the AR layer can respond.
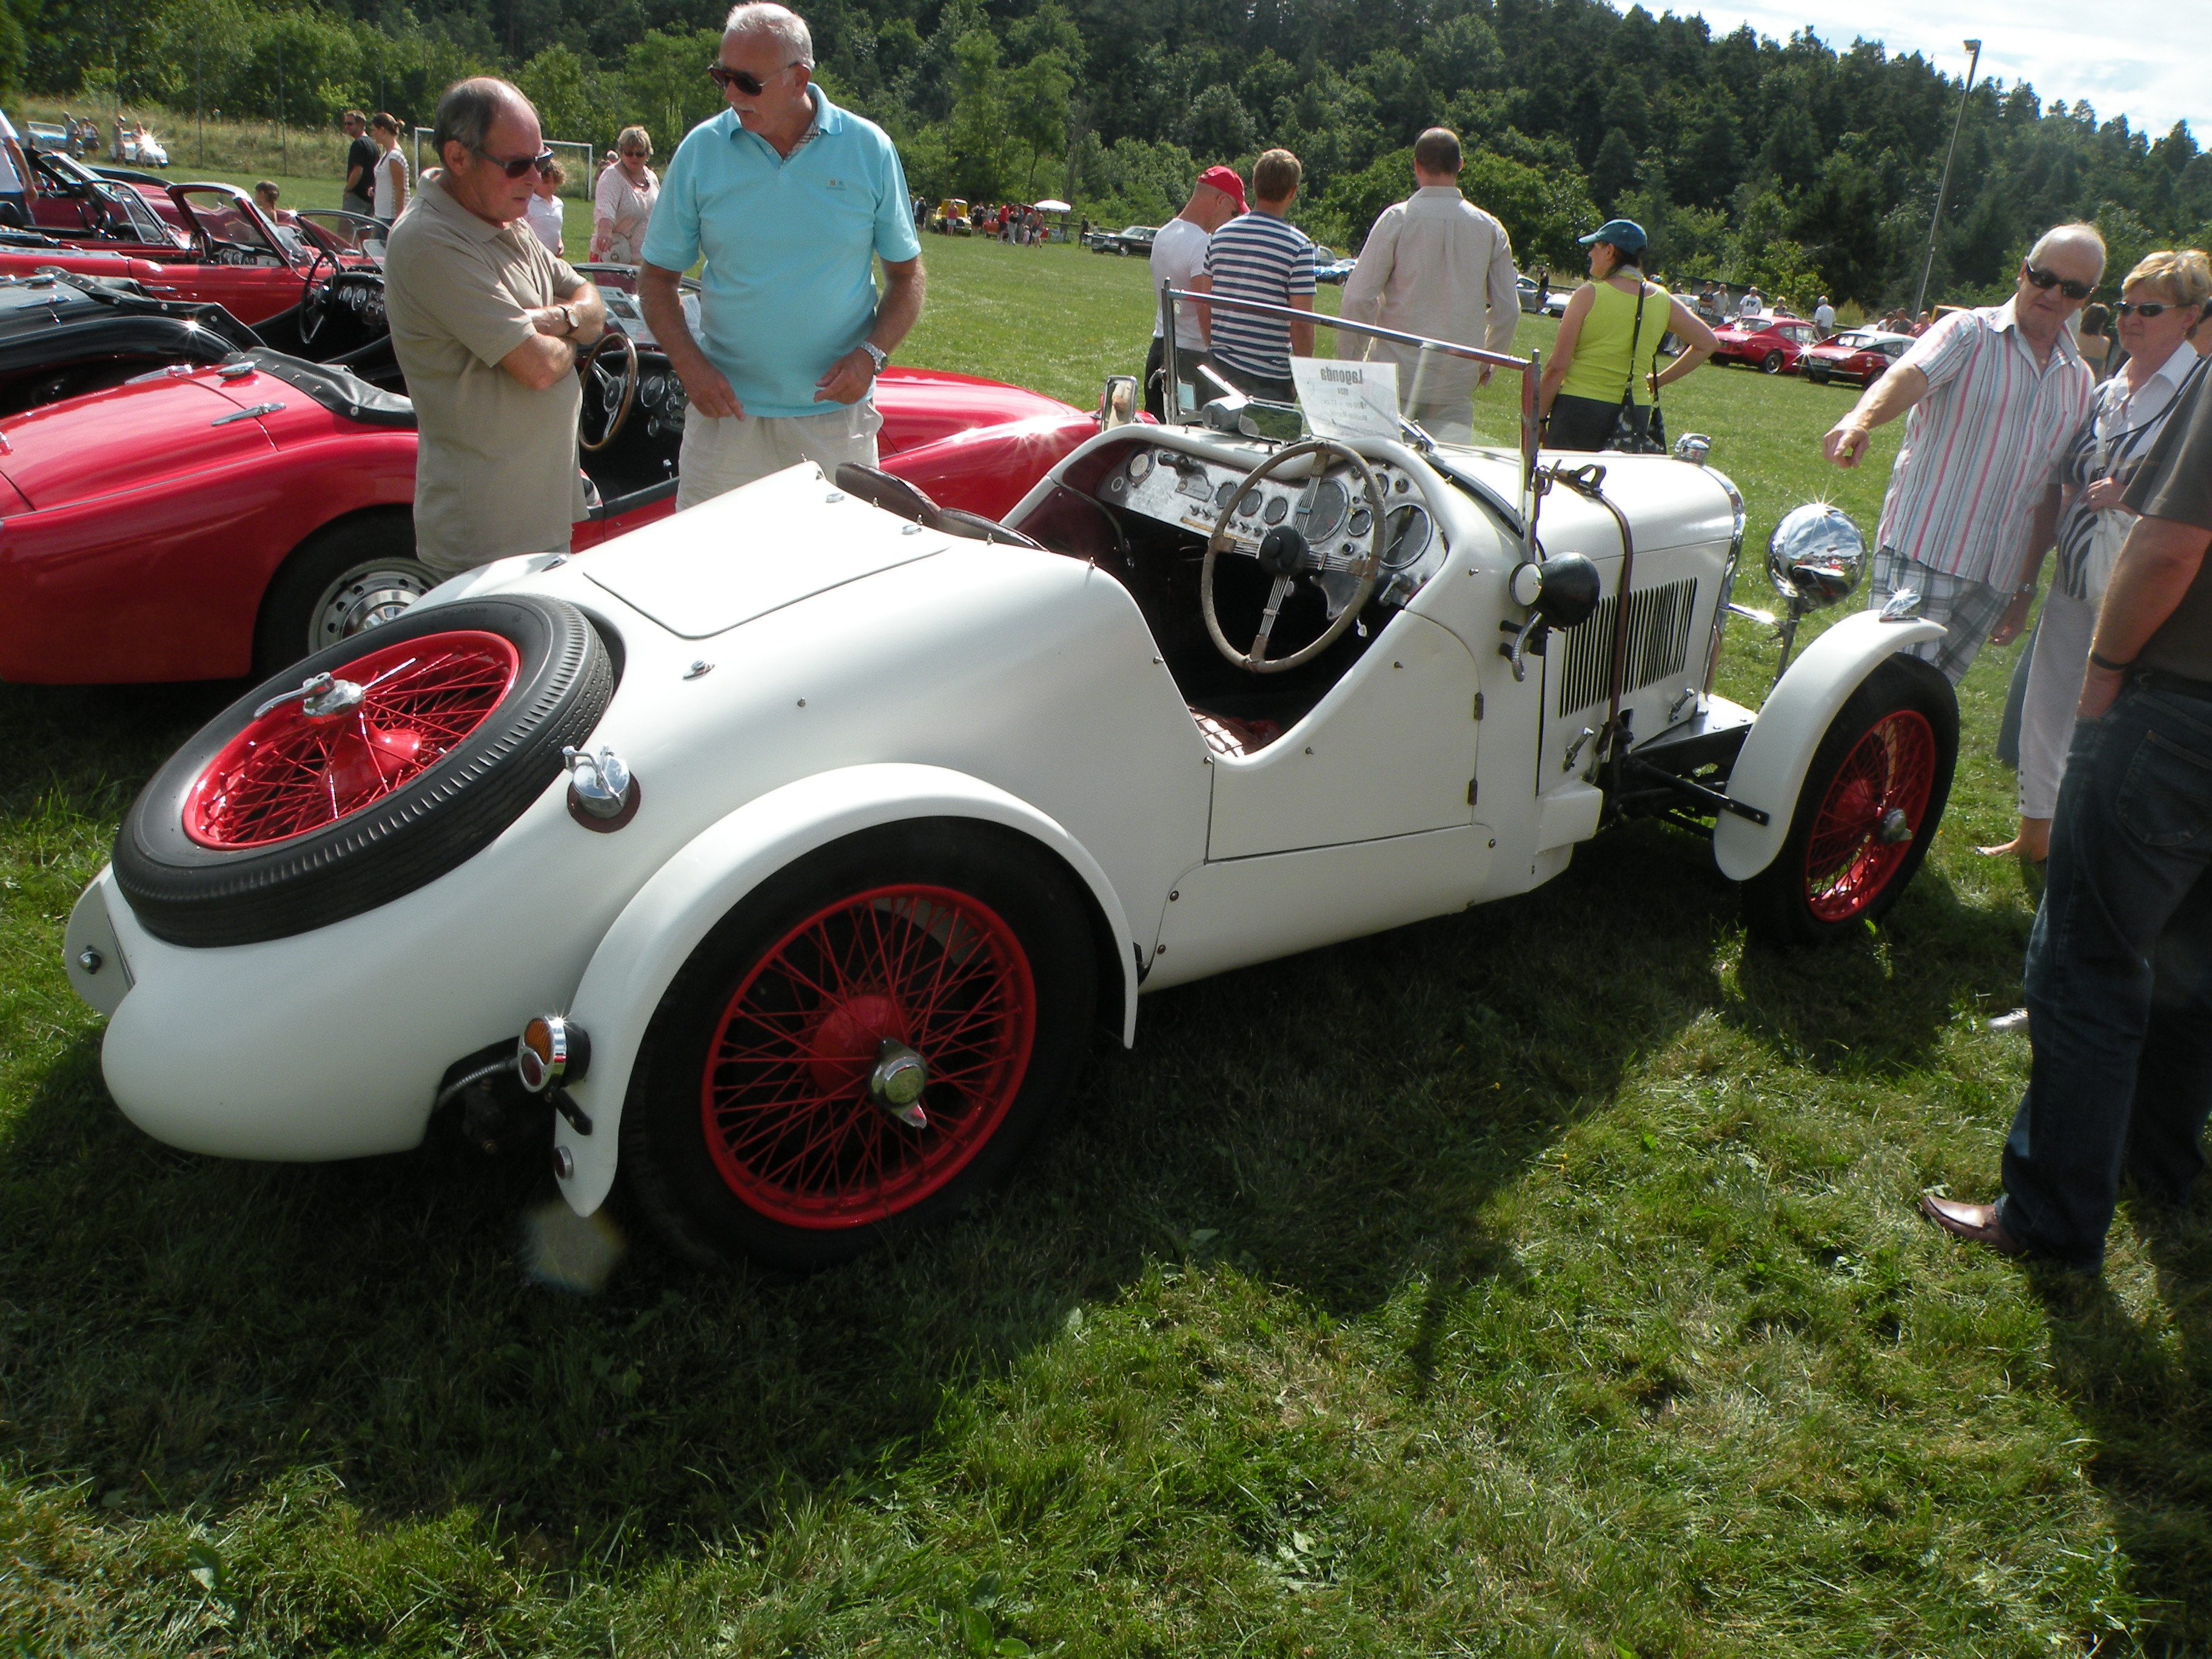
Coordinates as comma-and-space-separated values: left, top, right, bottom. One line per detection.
1651, 0, 2207, 146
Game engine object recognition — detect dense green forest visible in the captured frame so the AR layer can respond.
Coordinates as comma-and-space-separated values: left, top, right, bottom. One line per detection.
19, 0, 2212, 307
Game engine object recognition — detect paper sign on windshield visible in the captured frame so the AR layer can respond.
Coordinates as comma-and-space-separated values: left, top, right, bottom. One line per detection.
1290, 357, 1399, 442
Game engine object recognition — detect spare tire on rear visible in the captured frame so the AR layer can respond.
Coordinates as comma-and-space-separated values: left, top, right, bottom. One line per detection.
113, 594, 612, 948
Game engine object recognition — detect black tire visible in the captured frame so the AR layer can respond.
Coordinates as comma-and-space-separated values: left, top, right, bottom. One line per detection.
622, 820, 1096, 1270
113, 594, 611, 948
255, 510, 438, 678
1761, 350, 1785, 374
1742, 654, 1958, 947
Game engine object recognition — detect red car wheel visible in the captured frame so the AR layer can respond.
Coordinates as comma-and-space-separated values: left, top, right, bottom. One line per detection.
1743, 655, 1957, 946
1761, 350, 1786, 374
622, 822, 1095, 1269
113, 595, 612, 948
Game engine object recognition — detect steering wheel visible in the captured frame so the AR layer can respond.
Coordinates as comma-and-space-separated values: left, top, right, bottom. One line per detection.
298, 245, 337, 346
578, 329, 638, 453
1201, 437, 1387, 674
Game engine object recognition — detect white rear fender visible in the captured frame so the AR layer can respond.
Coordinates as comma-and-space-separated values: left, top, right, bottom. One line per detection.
551, 763, 1139, 1216
1713, 609, 1946, 881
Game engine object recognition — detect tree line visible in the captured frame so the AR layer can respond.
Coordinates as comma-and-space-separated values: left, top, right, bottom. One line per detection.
23, 0, 2212, 307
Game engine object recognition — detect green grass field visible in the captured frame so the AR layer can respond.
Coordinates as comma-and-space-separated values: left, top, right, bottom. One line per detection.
4, 233, 2205, 1656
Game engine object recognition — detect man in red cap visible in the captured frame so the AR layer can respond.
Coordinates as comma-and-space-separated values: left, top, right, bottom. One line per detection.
1145, 164, 1245, 418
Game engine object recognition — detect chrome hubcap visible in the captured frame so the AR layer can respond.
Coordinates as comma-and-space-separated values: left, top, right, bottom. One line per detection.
315, 567, 432, 649
868, 1039, 929, 1128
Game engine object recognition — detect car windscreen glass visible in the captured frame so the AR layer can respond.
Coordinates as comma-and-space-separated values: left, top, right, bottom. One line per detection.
179, 189, 282, 258
0, 138, 24, 196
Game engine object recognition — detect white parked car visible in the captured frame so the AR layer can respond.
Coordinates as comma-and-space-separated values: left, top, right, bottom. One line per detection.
65, 304, 1957, 1269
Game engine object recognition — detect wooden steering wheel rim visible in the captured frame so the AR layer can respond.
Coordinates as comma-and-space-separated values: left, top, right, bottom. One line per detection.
1200, 437, 1387, 675
577, 327, 638, 454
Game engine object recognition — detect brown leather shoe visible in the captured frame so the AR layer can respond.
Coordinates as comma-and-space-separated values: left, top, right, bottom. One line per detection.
1920, 1193, 2026, 1257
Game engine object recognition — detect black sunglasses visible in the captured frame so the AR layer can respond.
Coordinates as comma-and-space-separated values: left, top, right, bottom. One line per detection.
474, 146, 557, 178
708, 61, 797, 95
2023, 264, 2094, 301
2115, 300, 2193, 318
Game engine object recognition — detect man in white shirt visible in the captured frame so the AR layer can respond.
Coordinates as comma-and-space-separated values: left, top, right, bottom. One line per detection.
1145, 164, 1244, 418
1738, 287, 1762, 319
1336, 127, 1518, 443
1812, 294, 1835, 338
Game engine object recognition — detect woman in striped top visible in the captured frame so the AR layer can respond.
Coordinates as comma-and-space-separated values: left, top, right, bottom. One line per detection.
1985, 249, 2210, 862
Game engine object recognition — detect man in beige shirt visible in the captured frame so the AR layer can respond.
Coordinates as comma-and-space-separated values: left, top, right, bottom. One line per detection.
384, 77, 606, 577
1336, 127, 1520, 443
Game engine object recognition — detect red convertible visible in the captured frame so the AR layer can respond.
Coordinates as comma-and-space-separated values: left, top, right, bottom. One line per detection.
0, 329, 1106, 685
1709, 315, 1820, 375
1800, 329, 1912, 388
0, 180, 372, 327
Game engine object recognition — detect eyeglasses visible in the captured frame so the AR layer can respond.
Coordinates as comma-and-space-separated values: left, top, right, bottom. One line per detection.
474, 146, 558, 178
2023, 264, 2094, 301
2115, 300, 2192, 318
620, 150, 651, 159
708, 61, 799, 95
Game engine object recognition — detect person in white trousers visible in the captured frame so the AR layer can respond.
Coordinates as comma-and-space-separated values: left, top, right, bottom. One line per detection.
1983, 249, 2209, 861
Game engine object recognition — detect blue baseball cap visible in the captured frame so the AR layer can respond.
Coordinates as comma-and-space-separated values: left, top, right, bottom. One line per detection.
1578, 218, 1647, 253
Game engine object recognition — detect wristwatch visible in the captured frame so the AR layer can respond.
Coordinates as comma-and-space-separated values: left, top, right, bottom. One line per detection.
557, 304, 576, 335
859, 340, 888, 373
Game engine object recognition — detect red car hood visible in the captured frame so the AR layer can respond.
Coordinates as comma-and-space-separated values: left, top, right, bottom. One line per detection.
874, 365, 1081, 456
0, 369, 275, 510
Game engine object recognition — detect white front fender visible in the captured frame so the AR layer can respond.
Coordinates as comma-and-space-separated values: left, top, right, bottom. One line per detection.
1712, 609, 1946, 881
551, 763, 1140, 1217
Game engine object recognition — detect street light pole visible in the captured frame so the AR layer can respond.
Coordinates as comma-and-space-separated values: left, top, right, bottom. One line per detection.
1912, 38, 1982, 320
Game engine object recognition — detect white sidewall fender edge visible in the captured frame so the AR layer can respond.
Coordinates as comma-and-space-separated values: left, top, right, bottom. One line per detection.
552, 762, 1139, 1216
1712, 611, 1946, 882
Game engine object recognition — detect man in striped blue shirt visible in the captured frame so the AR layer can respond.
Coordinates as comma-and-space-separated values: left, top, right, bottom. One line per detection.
1194, 149, 1314, 404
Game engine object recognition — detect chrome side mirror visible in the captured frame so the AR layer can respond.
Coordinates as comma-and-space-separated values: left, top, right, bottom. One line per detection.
1672, 431, 1712, 465
1766, 501, 1866, 611
1099, 374, 1139, 428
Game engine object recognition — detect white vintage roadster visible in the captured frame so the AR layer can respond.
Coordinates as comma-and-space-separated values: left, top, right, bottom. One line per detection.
64, 298, 1956, 1268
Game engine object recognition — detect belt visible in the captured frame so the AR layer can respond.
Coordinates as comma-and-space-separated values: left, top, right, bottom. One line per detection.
2139, 668, 2212, 703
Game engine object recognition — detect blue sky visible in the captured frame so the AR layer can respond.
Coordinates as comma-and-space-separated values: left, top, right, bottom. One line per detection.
1666, 1, 2205, 150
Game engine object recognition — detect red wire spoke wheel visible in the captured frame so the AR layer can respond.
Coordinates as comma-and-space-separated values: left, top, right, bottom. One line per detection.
699, 883, 1036, 1227
1743, 653, 1957, 947
1801, 709, 1936, 922
184, 631, 518, 850
113, 595, 612, 948
623, 822, 1096, 1270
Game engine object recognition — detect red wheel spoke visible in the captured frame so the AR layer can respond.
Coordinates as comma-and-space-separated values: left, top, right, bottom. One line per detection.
699, 882, 1036, 1230
1803, 710, 1937, 922
186, 631, 519, 850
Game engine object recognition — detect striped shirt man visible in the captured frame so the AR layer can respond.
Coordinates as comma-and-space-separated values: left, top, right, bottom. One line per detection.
1204, 209, 1316, 383
1875, 300, 2094, 586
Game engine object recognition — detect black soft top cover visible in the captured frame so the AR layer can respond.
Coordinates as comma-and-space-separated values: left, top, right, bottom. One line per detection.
242, 346, 415, 429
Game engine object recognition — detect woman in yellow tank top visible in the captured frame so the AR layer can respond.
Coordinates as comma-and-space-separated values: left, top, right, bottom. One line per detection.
1538, 218, 1718, 451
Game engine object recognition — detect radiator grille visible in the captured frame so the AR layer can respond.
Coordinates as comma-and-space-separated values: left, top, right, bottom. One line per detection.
1556, 577, 1698, 715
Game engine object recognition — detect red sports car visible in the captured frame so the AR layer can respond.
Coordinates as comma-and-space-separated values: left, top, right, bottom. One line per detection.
1800, 329, 1912, 387
0, 335, 1105, 686
0, 181, 371, 326
1709, 315, 1820, 374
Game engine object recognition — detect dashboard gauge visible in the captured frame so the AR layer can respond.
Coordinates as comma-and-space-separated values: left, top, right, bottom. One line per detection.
1304, 478, 1348, 541
1395, 475, 1412, 494
1126, 449, 1156, 484
1382, 506, 1432, 571
1238, 489, 1262, 517
1347, 506, 1373, 539
1214, 480, 1236, 509
1262, 494, 1289, 525
640, 374, 666, 405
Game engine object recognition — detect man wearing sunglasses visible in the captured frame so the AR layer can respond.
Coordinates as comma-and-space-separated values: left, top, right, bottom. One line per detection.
385, 77, 608, 578
1823, 223, 2103, 683
638, 2, 924, 509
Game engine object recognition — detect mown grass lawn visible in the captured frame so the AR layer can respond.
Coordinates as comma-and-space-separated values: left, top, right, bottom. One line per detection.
4, 233, 2208, 1656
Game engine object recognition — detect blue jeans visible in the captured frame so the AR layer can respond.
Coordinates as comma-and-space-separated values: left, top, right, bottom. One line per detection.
1997, 682, 2212, 1269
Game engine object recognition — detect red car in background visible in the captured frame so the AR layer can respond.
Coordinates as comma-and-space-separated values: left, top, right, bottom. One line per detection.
0, 337, 1105, 686
1709, 315, 1820, 374
0, 181, 372, 326
1800, 329, 1913, 387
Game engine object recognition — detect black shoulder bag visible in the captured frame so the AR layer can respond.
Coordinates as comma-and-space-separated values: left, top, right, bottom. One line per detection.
1609, 279, 1667, 454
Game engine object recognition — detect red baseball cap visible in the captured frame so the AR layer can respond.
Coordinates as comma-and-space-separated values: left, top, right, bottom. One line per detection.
1198, 166, 1246, 211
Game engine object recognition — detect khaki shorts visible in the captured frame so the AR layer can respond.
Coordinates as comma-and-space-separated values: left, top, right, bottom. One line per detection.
675, 400, 883, 512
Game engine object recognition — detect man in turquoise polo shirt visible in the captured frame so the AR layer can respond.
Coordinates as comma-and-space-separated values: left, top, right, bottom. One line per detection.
638, 2, 925, 510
